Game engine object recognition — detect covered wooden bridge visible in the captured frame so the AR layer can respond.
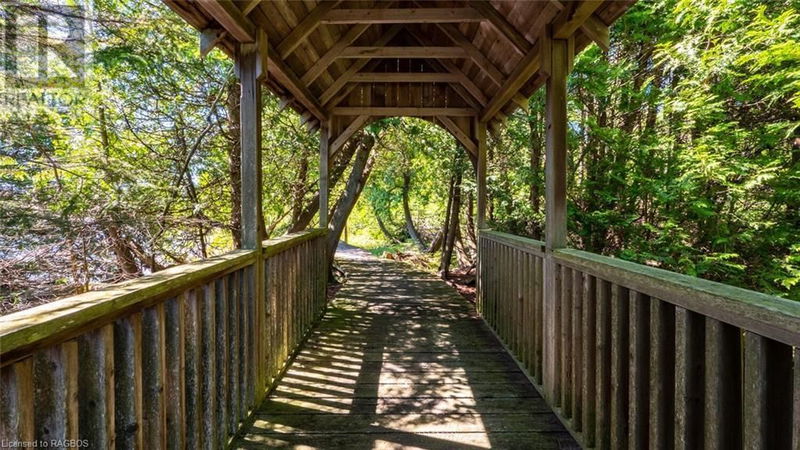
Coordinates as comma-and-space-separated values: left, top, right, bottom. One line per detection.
1, 1, 799, 449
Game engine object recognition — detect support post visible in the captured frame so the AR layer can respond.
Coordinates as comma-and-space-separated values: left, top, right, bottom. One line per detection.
319, 125, 330, 228
543, 35, 569, 405
475, 120, 488, 229
236, 40, 265, 403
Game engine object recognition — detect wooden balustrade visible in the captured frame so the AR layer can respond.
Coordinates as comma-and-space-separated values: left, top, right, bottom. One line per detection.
479, 229, 800, 450
0, 229, 327, 449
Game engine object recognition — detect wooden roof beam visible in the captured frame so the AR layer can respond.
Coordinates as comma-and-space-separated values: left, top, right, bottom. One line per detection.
319, 27, 403, 106
200, 28, 226, 58
195, 0, 327, 121
338, 47, 468, 59
404, 28, 489, 107
330, 115, 370, 156
553, 1, 604, 39
437, 116, 477, 156
436, 23, 506, 87
480, 40, 542, 122
332, 107, 476, 117
300, 2, 398, 86
321, 8, 484, 24
276, 1, 343, 59
350, 73, 461, 83
265, 41, 328, 121
196, 0, 255, 42
471, 1, 532, 56
580, 14, 610, 52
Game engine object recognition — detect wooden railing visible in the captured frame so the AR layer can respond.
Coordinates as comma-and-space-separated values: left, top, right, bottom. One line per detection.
0, 229, 327, 449
479, 230, 800, 450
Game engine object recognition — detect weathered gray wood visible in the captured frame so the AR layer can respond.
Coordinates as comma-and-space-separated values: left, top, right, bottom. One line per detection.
703, 318, 742, 450
331, 106, 477, 117
595, 279, 612, 450
793, 347, 800, 450
560, 265, 573, 416
743, 332, 794, 449
0, 358, 34, 443
674, 308, 704, 450
237, 269, 248, 421
542, 36, 568, 408
319, 126, 329, 227
610, 284, 629, 449
534, 255, 544, 383
628, 291, 649, 450
481, 230, 545, 256
164, 295, 186, 450
649, 299, 675, 450
141, 305, 166, 449
554, 249, 800, 346
213, 277, 229, 448
200, 283, 217, 449
0, 249, 255, 363
227, 271, 241, 433
77, 325, 114, 449
581, 274, 597, 447
234, 244, 577, 449
34, 342, 78, 445
184, 291, 201, 449
113, 314, 142, 450
237, 38, 263, 250
321, 7, 484, 24
571, 269, 583, 431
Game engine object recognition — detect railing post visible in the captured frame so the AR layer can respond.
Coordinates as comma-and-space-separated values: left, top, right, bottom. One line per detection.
319, 125, 330, 228
543, 31, 569, 405
475, 119, 488, 230
475, 119, 488, 314
236, 34, 266, 403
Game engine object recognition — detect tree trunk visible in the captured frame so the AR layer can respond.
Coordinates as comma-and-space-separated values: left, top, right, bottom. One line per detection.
375, 211, 401, 244
326, 136, 377, 271
440, 170, 462, 277
290, 137, 360, 232
226, 80, 242, 247
402, 171, 425, 250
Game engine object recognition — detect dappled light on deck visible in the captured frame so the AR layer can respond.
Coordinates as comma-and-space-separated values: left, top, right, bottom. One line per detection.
234, 246, 576, 449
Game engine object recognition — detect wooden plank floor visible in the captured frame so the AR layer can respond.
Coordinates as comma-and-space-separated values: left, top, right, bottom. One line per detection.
234, 245, 579, 449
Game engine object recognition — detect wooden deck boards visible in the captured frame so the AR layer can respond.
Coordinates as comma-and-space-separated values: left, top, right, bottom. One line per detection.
233, 246, 578, 449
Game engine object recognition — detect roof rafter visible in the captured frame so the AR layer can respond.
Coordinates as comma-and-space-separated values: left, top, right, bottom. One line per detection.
471, 1, 532, 56
435, 23, 506, 87
481, 39, 542, 122
300, 2, 398, 86
338, 47, 468, 59
405, 28, 488, 108
332, 107, 476, 117
330, 115, 370, 156
350, 73, 461, 83
194, 0, 327, 121
437, 116, 477, 155
276, 1, 343, 59
553, 1, 604, 39
320, 8, 484, 24
319, 27, 403, 107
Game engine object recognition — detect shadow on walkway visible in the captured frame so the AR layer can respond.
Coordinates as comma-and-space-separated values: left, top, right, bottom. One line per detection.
234, 246, 578, 449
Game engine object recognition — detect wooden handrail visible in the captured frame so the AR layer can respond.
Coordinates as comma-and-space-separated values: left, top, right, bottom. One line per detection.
0, 249, 257, 364
480, 229, 545, 255
262, 228, 327, 257
553, 248, 800, 346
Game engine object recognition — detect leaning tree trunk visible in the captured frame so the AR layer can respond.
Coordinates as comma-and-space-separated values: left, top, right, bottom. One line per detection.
289, 137, 360, 232
326, 135, 377, 272
402, 171, 425, 250
440, 169, 462, 277
375, 211, 402, 244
